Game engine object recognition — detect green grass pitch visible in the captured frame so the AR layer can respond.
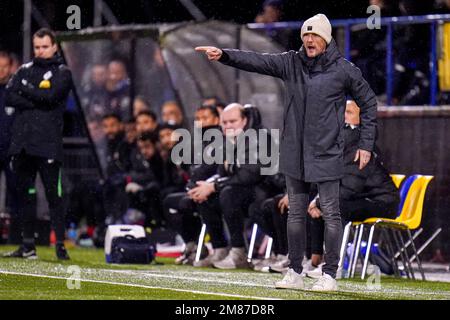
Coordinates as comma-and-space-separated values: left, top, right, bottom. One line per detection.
0, 245, 449, 300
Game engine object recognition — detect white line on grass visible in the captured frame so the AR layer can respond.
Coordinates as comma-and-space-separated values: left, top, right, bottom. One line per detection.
0, 270, 282, 300
105, 269, 276, 288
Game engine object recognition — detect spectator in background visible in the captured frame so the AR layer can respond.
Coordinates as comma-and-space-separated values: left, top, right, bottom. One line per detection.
190, 104, 265, 269
0, 51, 19, 244
9, 53, 20, 74
254, 0, 296, 49
81, 63, 108, 122
161, 100, 184, 126
105, 59, 131, 121
255, 0, 284, 23
434, 0, 450, 13
136, 110, 159, 136
158, 122, 190, 199
124, 119, 138, 145
163, 104, 222, 265
133, 95, 151, 118
201, 96, 226, 114
101, 114, 132, 225
125, 132, 164, 227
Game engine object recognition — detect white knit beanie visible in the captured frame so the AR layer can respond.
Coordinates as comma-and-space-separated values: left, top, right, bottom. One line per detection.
301, 14, 332, 44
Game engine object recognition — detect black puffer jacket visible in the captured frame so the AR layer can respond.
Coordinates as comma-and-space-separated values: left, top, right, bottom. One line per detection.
220, 39, 377, 182
5, 54, 72, 162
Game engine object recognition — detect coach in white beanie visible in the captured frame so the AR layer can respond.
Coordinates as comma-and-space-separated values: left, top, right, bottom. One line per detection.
301, 13, 332, 45
196, 10, 378, 292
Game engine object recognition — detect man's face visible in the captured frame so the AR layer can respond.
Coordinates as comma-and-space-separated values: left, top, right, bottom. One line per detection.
124, 122, 137, 143
302, 33, 327, 58
101, 117, 123, 140
221, 108, 247, 138
136, 114, 157, 134
263, 5, 281, 23
137, 140, 156, 160
91, 65, 107, 87
107, 61, 127, 86
133, 99, 150, 117
0, 56, 11, 83
345, 101, 361, 125
195, 109, 220, 128
162, 103, 183, 125
159, 128, 177, 150
33, 36, 57, 59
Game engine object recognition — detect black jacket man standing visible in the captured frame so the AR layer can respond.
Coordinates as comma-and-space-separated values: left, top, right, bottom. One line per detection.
3, 28, 72, 260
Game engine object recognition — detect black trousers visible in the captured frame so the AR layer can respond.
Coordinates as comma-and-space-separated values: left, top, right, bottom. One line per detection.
102, 180, 128, 224
340, 198, 398, 223
128, 182, 164, 227
197, 185, 255, 249
12, 152, 65, 245
163, 192, 202, 243
253, 194, 289, 256
285, 176, 342, 278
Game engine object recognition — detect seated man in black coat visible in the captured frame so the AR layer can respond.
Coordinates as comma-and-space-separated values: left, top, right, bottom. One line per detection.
163, 104, 221, 265
188, 103, 268, 269
101, 114, 132, 225
125, 132, 163, 227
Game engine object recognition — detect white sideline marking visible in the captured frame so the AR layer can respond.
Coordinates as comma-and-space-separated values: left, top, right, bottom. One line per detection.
0, 270, 281, 300
105, 269, 274, 288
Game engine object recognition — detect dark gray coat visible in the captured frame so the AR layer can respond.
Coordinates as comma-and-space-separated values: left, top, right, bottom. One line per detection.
220, 39, 377, 182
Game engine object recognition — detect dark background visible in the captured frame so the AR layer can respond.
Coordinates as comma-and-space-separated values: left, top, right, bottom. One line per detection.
0, 0, 440, 57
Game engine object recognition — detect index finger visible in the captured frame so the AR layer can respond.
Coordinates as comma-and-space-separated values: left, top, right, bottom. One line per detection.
195, 46, 211, 52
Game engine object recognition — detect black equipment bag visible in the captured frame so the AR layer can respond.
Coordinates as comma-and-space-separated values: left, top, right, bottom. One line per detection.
110, 235, 155, 264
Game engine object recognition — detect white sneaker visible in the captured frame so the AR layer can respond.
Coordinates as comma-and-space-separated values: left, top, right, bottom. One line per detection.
193, 247, 228, 267
311, 273, 338, 291
275, 268, 304, 290
253, 254, 277, 272
213, 247, 250, 269
306, 264, 324, 279
269, 255, 290, 273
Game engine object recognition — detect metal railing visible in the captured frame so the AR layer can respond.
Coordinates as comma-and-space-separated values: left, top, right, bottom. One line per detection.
247, 14, 450, 106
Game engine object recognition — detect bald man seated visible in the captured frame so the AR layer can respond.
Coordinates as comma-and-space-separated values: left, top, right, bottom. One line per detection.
187, 103, 266, 269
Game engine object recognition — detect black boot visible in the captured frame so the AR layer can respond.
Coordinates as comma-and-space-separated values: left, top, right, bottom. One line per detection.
56, 243, 70, 260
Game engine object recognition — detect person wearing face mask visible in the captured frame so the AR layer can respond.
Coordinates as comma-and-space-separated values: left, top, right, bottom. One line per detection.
195, 14, 378, 291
